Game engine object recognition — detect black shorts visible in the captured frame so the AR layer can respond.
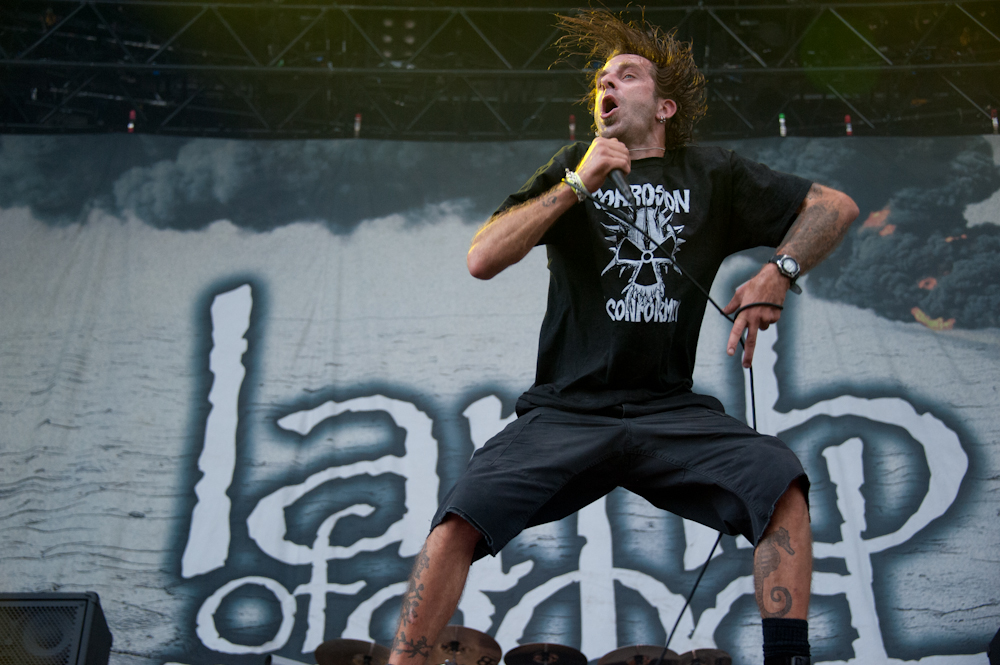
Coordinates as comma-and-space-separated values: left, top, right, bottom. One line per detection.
432, 404, 808, 560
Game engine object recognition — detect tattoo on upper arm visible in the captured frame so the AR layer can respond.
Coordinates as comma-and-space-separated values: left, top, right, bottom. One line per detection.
754, 527, 796, 618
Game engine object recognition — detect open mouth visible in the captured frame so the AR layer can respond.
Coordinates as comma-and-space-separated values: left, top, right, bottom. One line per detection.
601, 95, 618, 118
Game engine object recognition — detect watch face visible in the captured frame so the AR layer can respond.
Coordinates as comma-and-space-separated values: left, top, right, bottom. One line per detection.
778, 256, 800, 277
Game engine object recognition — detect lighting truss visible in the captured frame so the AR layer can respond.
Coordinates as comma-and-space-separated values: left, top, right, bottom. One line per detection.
1, 1, 998, 140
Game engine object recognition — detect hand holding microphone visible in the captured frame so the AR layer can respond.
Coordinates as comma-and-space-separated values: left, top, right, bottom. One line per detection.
575, 137, 635, 206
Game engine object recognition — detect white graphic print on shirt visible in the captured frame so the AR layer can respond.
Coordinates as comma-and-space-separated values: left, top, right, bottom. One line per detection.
594, 184, 691, 324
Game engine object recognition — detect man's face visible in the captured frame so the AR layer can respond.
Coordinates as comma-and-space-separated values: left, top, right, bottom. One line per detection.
594, 53, 662, 144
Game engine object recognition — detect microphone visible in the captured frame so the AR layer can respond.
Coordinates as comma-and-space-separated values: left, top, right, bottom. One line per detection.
609, 169, 636, 207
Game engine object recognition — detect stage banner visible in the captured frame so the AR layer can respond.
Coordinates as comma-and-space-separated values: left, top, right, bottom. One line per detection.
0, 134, 997, 665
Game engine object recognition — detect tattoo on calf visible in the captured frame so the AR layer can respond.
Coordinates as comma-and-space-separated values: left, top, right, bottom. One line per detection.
413, 548, 430, 579
400, 583, 424, 626
392, 632, 431, 658
755, 527, 796, 618
400, 548, 430, 626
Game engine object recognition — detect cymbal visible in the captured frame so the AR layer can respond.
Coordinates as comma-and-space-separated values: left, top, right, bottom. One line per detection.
428, 625, 502, 665
677, 649, 731, 665
314, 639, 390, 665
598, 645, 680, 665
504, 643, 588, 665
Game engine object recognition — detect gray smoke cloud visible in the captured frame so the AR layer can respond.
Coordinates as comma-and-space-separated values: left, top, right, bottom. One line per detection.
0, 134, 563, 231
723, 136, 1000, 330
0, 134, 178, 222
816, 138, 1000, 330
2, 134, 998, 328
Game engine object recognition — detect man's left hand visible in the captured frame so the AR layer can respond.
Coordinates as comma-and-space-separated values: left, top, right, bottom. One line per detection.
723, 262, 790, 368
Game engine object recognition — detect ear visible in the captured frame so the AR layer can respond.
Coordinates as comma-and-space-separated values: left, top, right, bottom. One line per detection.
660, 98, 678, 120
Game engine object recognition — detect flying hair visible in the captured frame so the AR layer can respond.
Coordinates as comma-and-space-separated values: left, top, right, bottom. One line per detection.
555, 9, 707, 149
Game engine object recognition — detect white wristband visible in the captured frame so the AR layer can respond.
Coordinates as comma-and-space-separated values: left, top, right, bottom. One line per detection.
562, 169, 589, 202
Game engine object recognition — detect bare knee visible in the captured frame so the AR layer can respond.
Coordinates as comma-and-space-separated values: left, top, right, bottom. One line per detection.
764, 479, 809, 537
431, 513, 483, 551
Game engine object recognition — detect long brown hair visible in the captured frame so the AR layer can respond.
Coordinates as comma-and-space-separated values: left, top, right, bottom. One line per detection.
555, 9, 707, 149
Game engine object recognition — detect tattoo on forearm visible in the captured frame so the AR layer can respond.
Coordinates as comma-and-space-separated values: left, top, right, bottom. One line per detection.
392, 632, 431, 658
754, 527, 796, 618
779, 184, 845, 271
541, 193, 559, 207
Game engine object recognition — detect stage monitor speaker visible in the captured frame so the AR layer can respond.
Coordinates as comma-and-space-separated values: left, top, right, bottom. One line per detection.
0, 592, 112, 665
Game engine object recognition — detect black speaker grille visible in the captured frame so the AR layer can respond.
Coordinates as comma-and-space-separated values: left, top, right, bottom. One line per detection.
0, 602, 84, 665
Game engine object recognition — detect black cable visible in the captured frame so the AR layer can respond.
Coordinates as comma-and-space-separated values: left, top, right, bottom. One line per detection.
584, 185, 785, 658
728, 303, 781, 432
594, 199, 735, 324
733, 302, 783, 319
591, 195, 783, 328
660, 531, 723, 657
587, 191, 782, 428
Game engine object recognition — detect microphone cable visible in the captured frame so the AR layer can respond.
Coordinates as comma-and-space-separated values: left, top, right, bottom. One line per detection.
583, 181, 787, 659
584, 187, 783, 432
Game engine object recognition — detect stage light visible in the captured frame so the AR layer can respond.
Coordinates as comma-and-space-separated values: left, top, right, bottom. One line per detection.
127, 109, 136, 133
380, 15, 418, 60
845, 114, 853, 136
778, 113, 787, 137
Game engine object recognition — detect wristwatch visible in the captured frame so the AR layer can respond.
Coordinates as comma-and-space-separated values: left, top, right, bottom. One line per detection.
768, 254, 802, 294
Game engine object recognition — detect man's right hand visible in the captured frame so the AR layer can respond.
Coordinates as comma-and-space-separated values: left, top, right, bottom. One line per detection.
575, 136, 632, 194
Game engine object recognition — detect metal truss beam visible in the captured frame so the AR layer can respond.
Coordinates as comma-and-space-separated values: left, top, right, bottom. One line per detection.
2, 0, 998, 140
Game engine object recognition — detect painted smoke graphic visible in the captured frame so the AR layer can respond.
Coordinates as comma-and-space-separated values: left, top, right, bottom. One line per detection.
1, 135, 998, 328
0, 134, 562, 233
727, 136, 1000, 330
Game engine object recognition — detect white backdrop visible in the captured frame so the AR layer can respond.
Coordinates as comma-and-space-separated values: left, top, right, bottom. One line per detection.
0, 134, 997, 665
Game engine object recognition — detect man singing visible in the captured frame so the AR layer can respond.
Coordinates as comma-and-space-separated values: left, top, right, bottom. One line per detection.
389, 10, 858, 665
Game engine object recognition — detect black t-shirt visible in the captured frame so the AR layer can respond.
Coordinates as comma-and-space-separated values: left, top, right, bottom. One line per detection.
495, 142, 812, 416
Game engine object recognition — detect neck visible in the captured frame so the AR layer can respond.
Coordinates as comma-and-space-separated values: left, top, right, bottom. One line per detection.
621, 124, 667, 156
599, 123, 667, 153
629, 146, 666, 157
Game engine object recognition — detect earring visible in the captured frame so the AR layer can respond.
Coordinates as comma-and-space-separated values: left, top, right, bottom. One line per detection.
657, 116, 666, 124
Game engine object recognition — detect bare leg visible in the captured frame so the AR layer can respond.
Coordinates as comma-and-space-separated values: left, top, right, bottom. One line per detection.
390, 514, 482, 665
754, 480, 812, 619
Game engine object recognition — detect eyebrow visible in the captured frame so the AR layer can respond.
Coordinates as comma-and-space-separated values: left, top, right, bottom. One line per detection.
597, 59, 644, 81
